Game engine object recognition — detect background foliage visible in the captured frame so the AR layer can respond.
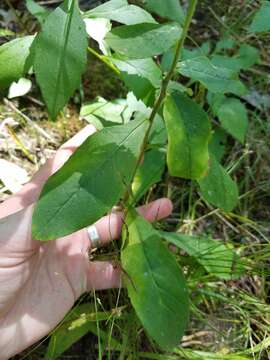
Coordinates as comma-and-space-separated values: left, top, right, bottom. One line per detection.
0, 0, 270, 359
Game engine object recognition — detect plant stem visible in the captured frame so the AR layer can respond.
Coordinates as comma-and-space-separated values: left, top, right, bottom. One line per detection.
124, 0, 198, 206
87, 47, 120, 75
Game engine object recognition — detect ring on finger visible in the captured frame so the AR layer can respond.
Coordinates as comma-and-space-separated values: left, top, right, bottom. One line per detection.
87, 225, 102, 249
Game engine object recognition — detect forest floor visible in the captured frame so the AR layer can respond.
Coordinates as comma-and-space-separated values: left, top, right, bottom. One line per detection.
0, 1, 270, 359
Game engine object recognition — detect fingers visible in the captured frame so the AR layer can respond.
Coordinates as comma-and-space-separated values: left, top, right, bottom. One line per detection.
32, 124, 96, 186
85, 198, 172, 291
0, 125, 96, 219
87, 261, 122, 290
89, 198, 173, 248
137, 197, 173, 222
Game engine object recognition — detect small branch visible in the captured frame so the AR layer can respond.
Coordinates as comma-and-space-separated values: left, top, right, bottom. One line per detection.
4, 98, 57, 144
87, 47, 120, 75
124, 0, 198, 206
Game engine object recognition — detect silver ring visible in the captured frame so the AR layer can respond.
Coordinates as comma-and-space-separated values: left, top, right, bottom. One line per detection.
87, 225, 102, 249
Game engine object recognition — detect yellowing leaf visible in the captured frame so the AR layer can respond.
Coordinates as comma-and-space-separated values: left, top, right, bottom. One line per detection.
164, 93, 211, 180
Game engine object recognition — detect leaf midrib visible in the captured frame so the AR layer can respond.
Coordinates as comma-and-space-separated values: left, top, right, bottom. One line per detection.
36, 120, 147, 237
52, 0, 75, 117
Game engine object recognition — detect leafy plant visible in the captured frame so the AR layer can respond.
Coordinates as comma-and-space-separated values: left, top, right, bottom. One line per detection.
1, 0, 259, 355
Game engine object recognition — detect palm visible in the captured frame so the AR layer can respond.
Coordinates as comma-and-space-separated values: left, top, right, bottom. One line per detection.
0, 205, 89, 356
0, 126, 172, 359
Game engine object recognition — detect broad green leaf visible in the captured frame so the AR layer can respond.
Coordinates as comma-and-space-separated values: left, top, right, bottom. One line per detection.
215, 36, 236, 52
216, 98, 248, 143
177, 56, 247, 95
32, 118, 148, 240
198, 154, 239, 212
0, 36, 34, 89
143, 0, 185, 24
161, 232, 244, 280
209, 128, 227, 162
45, 304, 120, 359
207, 92, 225, 114
26, 0, 50, 24
182, 42, 211, 60
33, 0, 88, 120
122, 211, 189, 350
212, 45, 259, 72
80, 96, 130, 129
237, 44, 260, 69
132, 149, 165, 201
162, 42, 210, 73
8, 78, 32, 99
163, 93, 211, 180
84, 18, 112, 55
84, 0, 156, 25
80, 92, 151, 130
106, 22, 181, 59
126, 91, 152, 116
149, 114, 167, 146
249, 1, 270, 33
112, 57, 162, 88
121, 73, 156, 105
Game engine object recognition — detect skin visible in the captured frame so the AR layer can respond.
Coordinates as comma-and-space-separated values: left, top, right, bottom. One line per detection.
0, 125, 173, 359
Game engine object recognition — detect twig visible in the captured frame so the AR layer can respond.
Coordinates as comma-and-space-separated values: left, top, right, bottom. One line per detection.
3, 98, 57, 144
87, 46, 120, 75
208, 6, 242, 42
5, 124, 35, 163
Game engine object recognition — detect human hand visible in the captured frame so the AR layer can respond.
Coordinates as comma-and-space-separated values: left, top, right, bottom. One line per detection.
0, 126, 172, 359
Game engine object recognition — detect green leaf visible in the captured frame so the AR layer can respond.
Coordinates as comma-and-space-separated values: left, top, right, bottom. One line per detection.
8, 77, 32, 99
112, 57, 162, 88
33, 0, 88, 120
177, 56, 247, 96
237, 44, 260, 69
121, 73, 156, 105
0, 36, 34, 89
122, 211, 189, 350
106, 22, 181, 59
26, 0, 50, 24
216, 98, 248, 143
161, 232, 245, 280
32, 118, 148, 240
249, 1, 270, 33
215, 36, 236, 52
163, 92, 211, 180
149, 114, 167, 146
209, 128, 227, 163
142, 0, 185, 24
168, 80, 190, 95
198, 154, 239, 212
80, 96, 130, 129
132, 149, 165, 201
84, 18, 112, 55
212, 45, 260, 72
84, 0, 156, 25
